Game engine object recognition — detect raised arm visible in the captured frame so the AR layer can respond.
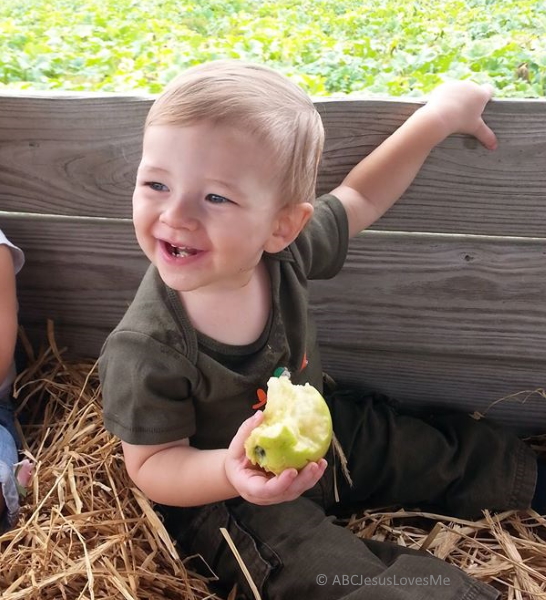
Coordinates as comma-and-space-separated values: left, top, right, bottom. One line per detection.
331, 81, 497, 238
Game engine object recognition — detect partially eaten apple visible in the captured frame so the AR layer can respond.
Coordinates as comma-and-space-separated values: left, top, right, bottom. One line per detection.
244, 376, 333, 475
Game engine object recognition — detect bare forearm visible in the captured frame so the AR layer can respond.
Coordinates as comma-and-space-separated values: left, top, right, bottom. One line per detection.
333, 82, 496, 238
125, 443, 239, 507
333, 106, 447, 237
350, 107, 444, 204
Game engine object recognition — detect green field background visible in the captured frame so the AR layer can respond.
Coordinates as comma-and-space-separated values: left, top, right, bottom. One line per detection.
1, 0, 545, 97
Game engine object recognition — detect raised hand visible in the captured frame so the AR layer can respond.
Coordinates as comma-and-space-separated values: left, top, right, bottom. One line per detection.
423, 81, 497, 149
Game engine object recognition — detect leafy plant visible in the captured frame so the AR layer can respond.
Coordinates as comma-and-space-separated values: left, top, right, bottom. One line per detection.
1, 0, 544, 97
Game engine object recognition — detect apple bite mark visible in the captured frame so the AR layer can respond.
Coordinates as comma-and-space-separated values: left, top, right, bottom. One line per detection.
244, 376, 333, 476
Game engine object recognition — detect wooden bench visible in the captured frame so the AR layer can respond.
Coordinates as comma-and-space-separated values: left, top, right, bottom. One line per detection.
1, 91, 545, 434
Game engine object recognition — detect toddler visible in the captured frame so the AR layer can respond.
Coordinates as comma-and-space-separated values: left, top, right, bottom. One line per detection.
100, 61, 542, 600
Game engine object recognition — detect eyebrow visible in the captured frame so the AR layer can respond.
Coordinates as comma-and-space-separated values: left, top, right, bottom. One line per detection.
137, 164, 170, 176
207, 178, 244, 197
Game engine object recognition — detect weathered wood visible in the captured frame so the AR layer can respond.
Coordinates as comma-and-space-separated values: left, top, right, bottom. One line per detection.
317, 98, 546, 237
2, 213, 147, 358
0, 93, 148, 219
319, 348, 546, 434
4, 212, 545, 361
2, 211, 545, 432
1, 92, 545, 432
310, 231, 546, 362
1, 93, 546, 236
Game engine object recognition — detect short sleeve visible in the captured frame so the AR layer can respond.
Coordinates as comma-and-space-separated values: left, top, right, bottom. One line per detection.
292, 194, 349, 280
0, 229, 24, 275
99, 330, 197, 445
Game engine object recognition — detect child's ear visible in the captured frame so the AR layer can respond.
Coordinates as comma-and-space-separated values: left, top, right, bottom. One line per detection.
264, 202, 314, 253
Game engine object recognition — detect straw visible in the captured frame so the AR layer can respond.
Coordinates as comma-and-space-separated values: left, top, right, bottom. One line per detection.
348, 506, 546, 597
1, 335, 545, 599
1, 342, 224, 600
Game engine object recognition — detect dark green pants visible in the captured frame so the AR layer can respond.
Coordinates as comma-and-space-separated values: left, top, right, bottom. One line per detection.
159, 390, 537, 599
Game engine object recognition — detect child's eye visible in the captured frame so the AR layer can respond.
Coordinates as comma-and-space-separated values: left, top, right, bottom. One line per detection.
206, 193, 232, 204
146, 181, 169, 192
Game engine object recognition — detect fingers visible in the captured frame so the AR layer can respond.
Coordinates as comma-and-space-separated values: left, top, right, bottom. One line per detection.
480, 83, 495, 100
474, 120, 498, 151
229, 411, 263, 458
250, 459, 328, 503
475, 84, 497, 150
15, 459, 33, 487
287, 459, 328, 496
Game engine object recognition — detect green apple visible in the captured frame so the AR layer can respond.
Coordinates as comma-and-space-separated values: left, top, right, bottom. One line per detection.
244, 376, 333, 475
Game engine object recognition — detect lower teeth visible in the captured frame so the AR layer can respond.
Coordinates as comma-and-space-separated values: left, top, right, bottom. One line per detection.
172, 246, 190, 258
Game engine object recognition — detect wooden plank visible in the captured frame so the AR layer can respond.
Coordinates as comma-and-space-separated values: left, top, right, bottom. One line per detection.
3, 212, 544, 431
0, 93, 149, 219
3, 211, 544, 362
310, 231, 546, 362
319, 348, 546, 435
1, 213, 148, 358
316, 98, 546, 237
1, 93, 546, 236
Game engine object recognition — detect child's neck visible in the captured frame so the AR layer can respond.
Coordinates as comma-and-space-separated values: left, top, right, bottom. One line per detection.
179, 261, 271, 346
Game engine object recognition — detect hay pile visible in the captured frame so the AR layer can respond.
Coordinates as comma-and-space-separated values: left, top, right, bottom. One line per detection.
0, 335, 545, 599
349, 508, 546, 598
0, 337, 223, 600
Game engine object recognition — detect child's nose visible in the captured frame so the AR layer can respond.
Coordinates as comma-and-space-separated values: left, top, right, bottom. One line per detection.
160, 196, 200, 231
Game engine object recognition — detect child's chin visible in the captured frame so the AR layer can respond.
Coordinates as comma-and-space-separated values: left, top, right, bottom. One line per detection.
160, 274, 201, 292
160, 267, 213, 293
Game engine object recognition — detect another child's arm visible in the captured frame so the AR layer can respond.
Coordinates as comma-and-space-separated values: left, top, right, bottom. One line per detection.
331, 81, 497, 238
0, 245, 18, 385
122, 411, 325, 507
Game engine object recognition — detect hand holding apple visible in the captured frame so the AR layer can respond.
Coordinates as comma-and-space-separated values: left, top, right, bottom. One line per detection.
244, 376, 333, 475
224, 409, 328, 505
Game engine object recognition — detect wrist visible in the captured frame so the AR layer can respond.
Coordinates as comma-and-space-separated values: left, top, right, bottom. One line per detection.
223, 449, 242, 497
410, 103, 456, 146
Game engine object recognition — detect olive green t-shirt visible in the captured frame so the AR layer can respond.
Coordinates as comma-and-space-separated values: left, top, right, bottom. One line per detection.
99, 194, 349, 449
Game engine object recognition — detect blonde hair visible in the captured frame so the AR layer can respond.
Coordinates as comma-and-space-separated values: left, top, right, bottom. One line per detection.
146, 60, 324, 205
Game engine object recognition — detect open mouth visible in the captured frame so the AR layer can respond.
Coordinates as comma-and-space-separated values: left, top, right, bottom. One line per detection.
164, 241, 200, 258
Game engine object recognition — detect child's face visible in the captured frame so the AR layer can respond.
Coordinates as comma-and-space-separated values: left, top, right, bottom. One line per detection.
133, 121, 286, 293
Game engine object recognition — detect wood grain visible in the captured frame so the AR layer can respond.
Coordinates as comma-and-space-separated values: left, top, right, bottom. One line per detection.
2, 213, 544, 431
316, 98, 546, 236
310, 231, 546, 362
319, 348, 546, 434
1, 93, 545, 431
0, 93, 149, 218
2, 213, 148, 358
1, 94, 545, 236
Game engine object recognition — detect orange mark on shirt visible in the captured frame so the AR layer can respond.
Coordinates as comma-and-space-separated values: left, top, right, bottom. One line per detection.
300, 352, 308, 371
252, 388, 267, 409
